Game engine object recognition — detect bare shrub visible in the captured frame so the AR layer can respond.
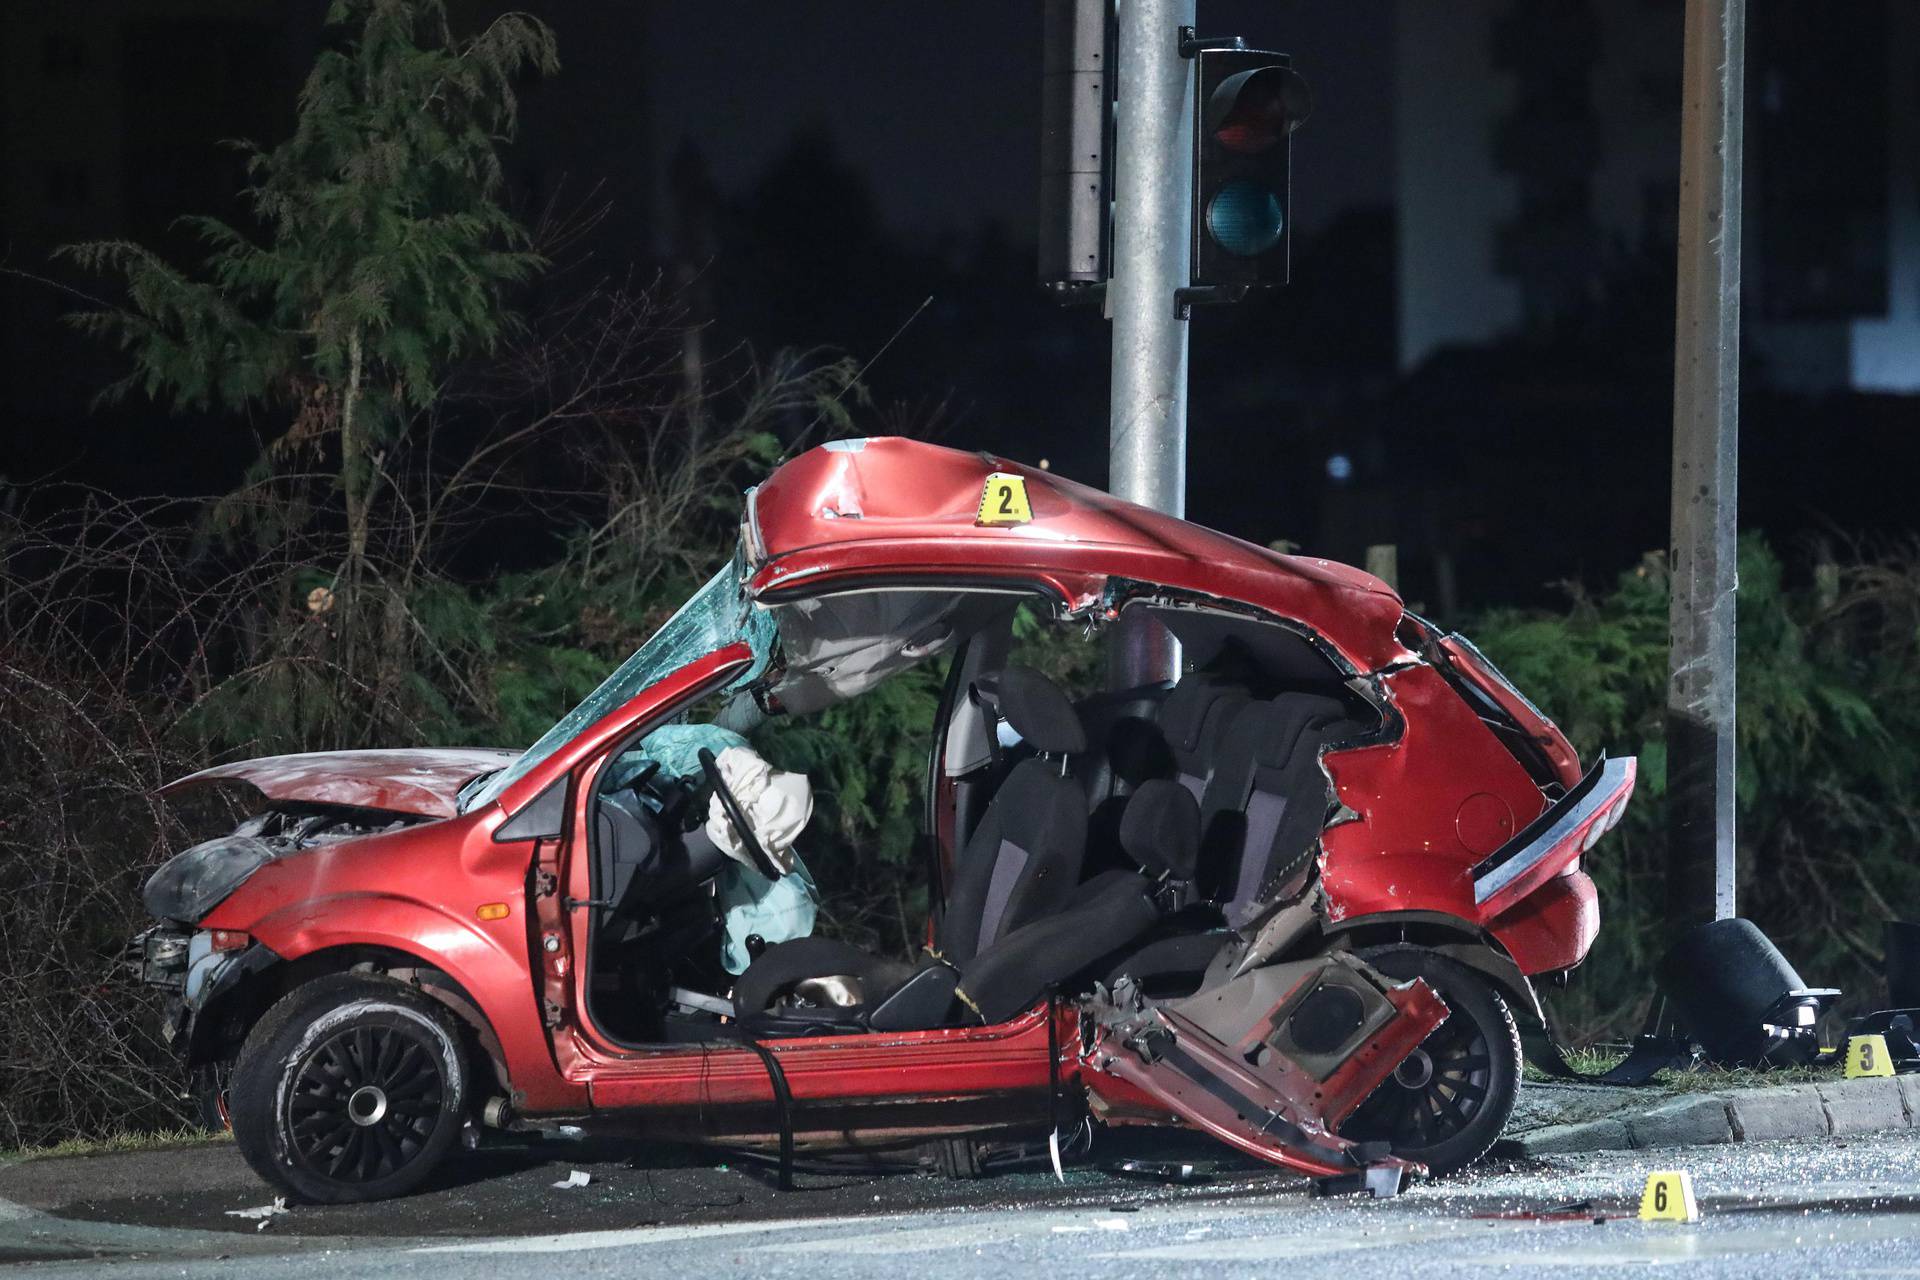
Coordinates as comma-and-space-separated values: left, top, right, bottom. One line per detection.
0, 272, 889, 1146
0, 497, 211, 1145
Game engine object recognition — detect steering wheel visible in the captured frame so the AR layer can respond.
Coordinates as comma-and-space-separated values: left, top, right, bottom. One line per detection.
698, 748, 784, 880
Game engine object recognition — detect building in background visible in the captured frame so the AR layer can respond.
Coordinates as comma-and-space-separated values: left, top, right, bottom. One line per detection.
1394, 0, 1920, 393
1746, 2, 1920, 393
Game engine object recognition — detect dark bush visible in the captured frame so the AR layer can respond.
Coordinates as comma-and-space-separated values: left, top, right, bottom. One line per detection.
1470, 536, 1920, 1040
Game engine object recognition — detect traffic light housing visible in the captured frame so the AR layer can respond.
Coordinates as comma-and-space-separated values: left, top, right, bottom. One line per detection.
1191, 48, 1311, 288
1038, 0, 1112, 291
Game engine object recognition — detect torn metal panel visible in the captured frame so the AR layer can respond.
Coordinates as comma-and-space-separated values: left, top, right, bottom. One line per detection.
1317, 663, 1548, 928
161, 748, 520, 819
1230, 892, 1323, 979
1083, 954, 1447, 1178
744, 438, 1410, 673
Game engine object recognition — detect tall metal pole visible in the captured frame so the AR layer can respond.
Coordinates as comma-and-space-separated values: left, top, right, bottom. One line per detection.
1666, 0, 1745, 925
1108, 0, 1194, 688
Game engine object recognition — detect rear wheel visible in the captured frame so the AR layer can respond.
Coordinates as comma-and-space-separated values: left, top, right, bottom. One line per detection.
229, 974, 467, 1204
1340, 947, 1521, 1175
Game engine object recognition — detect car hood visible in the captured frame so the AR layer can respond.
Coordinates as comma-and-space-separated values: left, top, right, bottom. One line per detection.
159, 748, 521, 819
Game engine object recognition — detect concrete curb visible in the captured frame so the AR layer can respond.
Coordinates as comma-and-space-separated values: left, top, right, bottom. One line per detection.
1510, 1076, 1915, 1157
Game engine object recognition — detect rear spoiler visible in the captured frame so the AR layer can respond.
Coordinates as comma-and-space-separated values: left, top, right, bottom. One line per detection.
1470, 755, 1637, 917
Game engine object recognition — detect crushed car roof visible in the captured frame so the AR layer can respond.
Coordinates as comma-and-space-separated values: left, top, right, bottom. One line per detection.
746, 438, 1406, 671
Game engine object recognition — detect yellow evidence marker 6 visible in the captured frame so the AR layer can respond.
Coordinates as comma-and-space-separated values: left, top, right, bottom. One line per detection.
1639, 1170, 1701, 1223
977, 472, 1033, 526
1846, 1033, 1895, 1079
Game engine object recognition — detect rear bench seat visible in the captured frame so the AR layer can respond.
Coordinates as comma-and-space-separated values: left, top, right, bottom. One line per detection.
1073, 676, 1372, 991
1072, 675, 1249, 877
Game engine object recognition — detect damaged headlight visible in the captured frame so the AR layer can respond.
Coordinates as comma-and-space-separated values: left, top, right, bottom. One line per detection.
142, 835, 279, 923
143, 809, 409, 924
122, 925, 192, 988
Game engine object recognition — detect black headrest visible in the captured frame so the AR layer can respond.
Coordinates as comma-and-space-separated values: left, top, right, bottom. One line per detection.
975, 665, 1085, 755
1228, 694, 1354, 768
1119, 778, 1200, 880
1159, 672, 1247, 756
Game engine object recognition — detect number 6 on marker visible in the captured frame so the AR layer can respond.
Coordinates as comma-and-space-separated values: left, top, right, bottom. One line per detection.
1639, 1170, 1699, 1222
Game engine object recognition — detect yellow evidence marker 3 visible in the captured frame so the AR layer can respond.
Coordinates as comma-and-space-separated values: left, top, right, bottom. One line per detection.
1845, 1033, 1895, 1079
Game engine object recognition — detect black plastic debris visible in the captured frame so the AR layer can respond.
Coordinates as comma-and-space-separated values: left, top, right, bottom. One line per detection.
1656, 918, 1839, 1066
1844, 921, 1920, 1073
1104, 1158, 1206, 1185
1847, 1009, 1920, 1072
1525, 1024, 1688, 1086
1312, 1165, 1405, 1199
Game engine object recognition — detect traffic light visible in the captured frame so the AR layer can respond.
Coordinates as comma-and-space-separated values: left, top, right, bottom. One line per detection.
1191, 49, 1311, 288
1038, 0, 1112, 292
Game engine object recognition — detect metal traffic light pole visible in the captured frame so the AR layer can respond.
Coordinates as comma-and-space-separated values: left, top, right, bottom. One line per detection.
1050, 2, 1300, 687
1106, 0, 1195, 688
1666, 0, 1746, 926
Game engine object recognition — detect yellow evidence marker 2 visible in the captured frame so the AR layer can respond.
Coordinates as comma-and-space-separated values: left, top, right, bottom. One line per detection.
1638, 1170, 1701, 1223
977, 472, 1033, 526
1846, 1033, 1895, 1079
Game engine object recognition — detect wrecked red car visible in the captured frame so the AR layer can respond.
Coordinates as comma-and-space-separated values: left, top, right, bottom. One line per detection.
128, 437, 1635, 1203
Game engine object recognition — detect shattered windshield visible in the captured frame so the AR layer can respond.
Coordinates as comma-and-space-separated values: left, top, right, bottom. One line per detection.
461, 554, 772, 813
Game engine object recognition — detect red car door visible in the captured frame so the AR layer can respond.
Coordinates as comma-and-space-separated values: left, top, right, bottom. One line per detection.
1080, 951, 1447, 1179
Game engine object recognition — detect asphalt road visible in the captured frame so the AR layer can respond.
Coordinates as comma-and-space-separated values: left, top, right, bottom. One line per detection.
5, 1128, 1920, 1278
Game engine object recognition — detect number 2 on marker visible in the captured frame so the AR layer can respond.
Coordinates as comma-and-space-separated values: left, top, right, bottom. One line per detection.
976, 472, 1032, 525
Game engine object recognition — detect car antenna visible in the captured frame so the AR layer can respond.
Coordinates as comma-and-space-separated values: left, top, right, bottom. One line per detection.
782, 293, 935, 461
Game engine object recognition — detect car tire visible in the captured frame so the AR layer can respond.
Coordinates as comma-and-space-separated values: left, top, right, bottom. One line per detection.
229, 973, 468, 1204
1338, 946, 1521, 1176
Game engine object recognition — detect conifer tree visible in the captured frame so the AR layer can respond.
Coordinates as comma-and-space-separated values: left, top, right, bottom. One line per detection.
62, 0, 559, 564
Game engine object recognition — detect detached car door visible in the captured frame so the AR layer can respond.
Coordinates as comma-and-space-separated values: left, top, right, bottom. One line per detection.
1081, 949, 1447, 1181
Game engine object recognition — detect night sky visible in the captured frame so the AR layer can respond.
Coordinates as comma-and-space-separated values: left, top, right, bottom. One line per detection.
637, 2, 1393, 240
4, 1, 1914, 612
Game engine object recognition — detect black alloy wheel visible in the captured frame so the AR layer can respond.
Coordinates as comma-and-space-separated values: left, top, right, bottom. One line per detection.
287, 1022, 444, 1180
230, 974, 467, 1203
1338, 946, 1521, 1175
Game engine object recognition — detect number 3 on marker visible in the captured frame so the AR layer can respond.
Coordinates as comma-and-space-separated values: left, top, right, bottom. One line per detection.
1847, 1033, 1893, 1078
976, 472, 1033, 526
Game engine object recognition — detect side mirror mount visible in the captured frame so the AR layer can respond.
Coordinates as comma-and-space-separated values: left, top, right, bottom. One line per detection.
493, 775, 568, 843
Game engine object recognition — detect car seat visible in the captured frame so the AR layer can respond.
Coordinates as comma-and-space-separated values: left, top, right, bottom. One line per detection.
954, 777, 1200, 1023
731, 665, 1088, 1020
1201, 692, 1367, 926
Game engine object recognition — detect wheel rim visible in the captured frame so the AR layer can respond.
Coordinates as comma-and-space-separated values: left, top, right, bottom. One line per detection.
1344, 1001, 1493, 1150
285, 1023, 445, 1184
